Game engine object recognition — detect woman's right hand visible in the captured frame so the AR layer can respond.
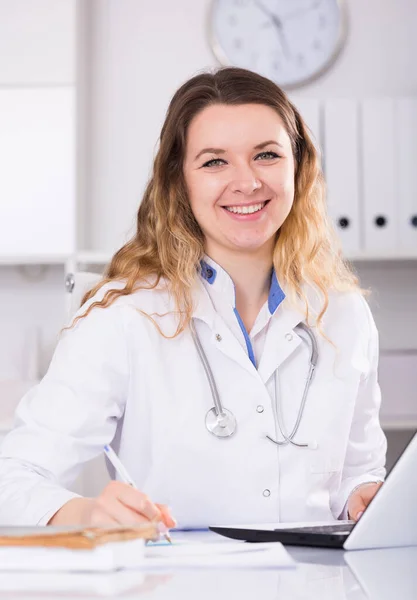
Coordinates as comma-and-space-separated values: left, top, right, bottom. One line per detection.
49, 481, 177, 529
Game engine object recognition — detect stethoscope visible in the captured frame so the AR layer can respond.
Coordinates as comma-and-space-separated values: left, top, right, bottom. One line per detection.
189, 319, 319, 448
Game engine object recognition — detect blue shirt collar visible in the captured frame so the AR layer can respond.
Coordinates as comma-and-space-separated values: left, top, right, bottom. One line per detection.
200, 256, 285, 315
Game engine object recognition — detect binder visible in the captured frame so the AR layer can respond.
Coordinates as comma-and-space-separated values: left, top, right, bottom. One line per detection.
396, 98, 417, 251
361, 98, 397, 253
324, 99, 361, 255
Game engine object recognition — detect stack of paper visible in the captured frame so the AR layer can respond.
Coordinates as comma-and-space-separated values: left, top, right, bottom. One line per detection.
145, 541, 296, 570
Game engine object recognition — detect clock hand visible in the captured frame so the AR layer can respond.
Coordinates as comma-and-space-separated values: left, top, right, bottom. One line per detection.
253, 0, 292, 59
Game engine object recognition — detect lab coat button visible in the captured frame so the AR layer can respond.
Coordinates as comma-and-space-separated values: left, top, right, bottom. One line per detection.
263, 489, 271, 497
256, 405, 264, 413
285, 333, 293, 342
215, 334, 222, 342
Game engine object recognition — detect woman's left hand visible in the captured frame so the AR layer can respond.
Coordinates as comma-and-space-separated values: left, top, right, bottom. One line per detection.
347, 481, 384, 521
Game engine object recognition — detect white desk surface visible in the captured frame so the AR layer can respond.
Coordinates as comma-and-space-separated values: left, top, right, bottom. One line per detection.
0, 530, 415, 599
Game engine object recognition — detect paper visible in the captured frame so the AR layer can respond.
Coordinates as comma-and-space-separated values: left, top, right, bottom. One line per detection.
0, 538, 145, 572
145, 541, 295, 570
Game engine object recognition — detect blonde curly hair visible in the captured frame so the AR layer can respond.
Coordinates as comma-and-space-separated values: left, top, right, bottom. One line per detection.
73, 66, 363, 338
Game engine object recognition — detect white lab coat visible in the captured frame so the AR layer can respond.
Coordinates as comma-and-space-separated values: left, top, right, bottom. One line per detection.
0, 277, 386, 526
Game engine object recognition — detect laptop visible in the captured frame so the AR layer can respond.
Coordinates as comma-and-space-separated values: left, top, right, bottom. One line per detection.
209, 432, 417, 550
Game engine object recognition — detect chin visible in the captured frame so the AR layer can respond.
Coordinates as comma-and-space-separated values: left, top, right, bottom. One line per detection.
228, 238, 274, 253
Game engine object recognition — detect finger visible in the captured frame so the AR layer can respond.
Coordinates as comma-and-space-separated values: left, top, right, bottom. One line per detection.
156, 503, 177, 529
348, 483, 382, 521
106, 482, 161, 521
360, 483, 383, 505
98, 496, 153, 525
347, 494, 367, 522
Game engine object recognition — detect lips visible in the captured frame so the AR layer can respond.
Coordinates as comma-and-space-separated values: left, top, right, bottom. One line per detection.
221, 199, 270, 215
220, 199, 270, 209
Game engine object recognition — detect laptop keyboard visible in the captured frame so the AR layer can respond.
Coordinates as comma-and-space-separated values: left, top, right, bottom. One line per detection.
276, 523, 355, 535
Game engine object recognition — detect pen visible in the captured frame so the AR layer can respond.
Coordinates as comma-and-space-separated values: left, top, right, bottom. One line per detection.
103, 444, 172, 543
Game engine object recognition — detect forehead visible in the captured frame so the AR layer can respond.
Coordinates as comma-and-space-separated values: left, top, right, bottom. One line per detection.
185, 103, 291, 151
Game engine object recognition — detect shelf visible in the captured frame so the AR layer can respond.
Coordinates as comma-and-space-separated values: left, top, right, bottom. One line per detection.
0, 254, 70, 265
349, 251, 417, 262
1, 250, 417, 267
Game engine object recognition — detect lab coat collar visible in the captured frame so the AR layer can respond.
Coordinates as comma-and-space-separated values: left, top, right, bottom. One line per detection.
192, 272, 309, 382
199, 256, 285, 315
255, 282, 323, 383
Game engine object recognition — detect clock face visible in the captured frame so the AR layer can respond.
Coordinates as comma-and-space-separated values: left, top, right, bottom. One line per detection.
209, 0, 347, 89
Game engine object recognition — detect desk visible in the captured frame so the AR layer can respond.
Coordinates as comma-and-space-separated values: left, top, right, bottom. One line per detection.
0, 530, 415, 599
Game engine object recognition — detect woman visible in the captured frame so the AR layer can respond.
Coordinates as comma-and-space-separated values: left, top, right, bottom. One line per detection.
0, 67, 386, 529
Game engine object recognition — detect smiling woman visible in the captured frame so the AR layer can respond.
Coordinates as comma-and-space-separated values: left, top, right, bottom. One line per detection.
77, 67, 360, 337
0, 67, 386, 531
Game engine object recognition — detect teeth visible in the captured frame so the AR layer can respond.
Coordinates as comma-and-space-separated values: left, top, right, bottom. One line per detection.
225, 202, 266, 215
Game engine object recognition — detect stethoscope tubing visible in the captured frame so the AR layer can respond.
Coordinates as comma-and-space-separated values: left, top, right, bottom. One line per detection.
190, 318, 319, 447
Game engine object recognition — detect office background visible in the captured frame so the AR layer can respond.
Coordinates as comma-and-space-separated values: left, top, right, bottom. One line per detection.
0, 0, 416, 495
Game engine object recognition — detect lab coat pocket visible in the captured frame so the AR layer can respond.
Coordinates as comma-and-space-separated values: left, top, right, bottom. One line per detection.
306, 454, 342, 520
309, 452, 344, 474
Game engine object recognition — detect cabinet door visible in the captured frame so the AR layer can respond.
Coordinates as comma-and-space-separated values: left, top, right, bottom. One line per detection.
0, 88, 75, 256
0, 0, 75, 84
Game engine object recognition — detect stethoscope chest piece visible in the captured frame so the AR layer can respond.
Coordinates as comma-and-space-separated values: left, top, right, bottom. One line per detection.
205, 407, 237, 438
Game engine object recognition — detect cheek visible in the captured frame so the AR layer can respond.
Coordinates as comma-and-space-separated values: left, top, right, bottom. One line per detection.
188, 175, 223, 216
273, 179, 294, 208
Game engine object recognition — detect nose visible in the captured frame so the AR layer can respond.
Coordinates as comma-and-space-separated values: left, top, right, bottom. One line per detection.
229, 167, 262, 195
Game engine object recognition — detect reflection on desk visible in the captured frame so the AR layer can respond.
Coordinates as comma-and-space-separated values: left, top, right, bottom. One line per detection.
0, 531, 415, 599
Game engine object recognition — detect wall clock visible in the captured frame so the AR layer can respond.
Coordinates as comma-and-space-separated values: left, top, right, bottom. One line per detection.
209, 0, 348, 89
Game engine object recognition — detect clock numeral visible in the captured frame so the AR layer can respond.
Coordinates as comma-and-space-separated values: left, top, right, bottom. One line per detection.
318, 14, 326, 29
313, 39, 321, 51
228, 15, 237, 27
234, 38, 243, 50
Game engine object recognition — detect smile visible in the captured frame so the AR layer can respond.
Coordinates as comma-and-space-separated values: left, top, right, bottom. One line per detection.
223, 200, 269, 215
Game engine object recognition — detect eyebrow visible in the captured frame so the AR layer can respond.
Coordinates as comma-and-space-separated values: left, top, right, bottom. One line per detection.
193, 140, 284, 161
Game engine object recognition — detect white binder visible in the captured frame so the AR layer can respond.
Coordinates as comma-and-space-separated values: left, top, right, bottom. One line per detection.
361, 98, 397, 253
0, 88, 75, 256
324, 99, 361, 256
396, 98, 417, 252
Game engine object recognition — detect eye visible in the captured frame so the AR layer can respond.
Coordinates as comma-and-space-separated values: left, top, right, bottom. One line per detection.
255, 151, 280, 160
201, 158, 226, 168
